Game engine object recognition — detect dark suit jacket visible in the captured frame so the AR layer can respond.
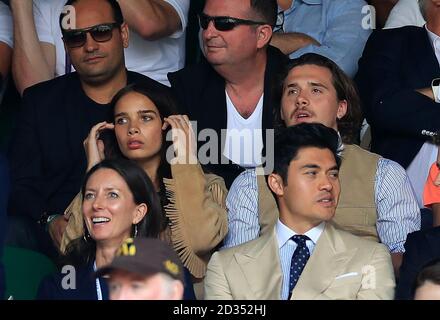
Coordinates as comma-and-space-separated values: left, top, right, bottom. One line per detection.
8, 71, 169, 221
355, 26, 440, 168
396, 227, 440, 300
168, 46, 289, 188
37, 263, 109, 300
0, 154, 8, 299
36, 262, 196, 300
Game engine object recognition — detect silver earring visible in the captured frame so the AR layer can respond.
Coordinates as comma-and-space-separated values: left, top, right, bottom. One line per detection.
83, 231, 91, 242
134, 224, 138, 238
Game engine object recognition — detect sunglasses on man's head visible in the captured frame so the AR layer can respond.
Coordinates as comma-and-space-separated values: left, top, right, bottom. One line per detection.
62, 22, 120, 48
198, 13, 266, 31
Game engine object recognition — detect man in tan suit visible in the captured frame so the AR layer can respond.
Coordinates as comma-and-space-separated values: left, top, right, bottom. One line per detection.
205, 123, 395, 300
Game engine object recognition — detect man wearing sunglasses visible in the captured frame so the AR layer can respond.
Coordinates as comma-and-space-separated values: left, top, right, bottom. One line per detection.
7, 0, 170, 257
168, 0, 289, 188
10, 0, 188, 94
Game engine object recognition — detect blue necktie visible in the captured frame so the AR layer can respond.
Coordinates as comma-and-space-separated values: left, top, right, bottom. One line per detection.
288, 235, 311, 299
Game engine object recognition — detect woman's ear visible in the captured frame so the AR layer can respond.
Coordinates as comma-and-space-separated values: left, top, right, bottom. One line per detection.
133, 203, 148, 225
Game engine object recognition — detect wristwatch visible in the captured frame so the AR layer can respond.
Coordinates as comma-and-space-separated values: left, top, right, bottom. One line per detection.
432, 78, 440, 103
38, 212, 60, 231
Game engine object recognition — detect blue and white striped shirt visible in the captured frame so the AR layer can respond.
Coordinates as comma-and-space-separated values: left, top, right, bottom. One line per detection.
223, 158, 421, 252
277, 220, 324, 300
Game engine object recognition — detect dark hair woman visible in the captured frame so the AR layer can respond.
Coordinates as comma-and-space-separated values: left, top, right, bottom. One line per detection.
60, 84, 228, 291
38, 159, 162, 299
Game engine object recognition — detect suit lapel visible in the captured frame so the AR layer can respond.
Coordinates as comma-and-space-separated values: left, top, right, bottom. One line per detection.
200, 66, 227, 137
425, 227, 440, 257
261, 46, 289, 158
291, 223, 357, 300
64, 74, 85, 165
257, 169, 278, 236
412, 28, 440, 83
198, 67, 229, 165
234, 230, 283, 299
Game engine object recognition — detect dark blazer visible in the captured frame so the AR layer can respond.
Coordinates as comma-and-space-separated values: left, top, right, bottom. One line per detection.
396, 227, 440, 300
355, 26, 440, 168
37, 263, 109, 300
37, 263, 196, 300
168, 46, 289, 188
0, 154, 8, 299
8, 71, 169, 221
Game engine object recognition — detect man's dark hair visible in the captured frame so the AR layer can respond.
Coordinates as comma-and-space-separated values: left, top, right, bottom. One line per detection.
274, 53, 363, 144
60, 0, 124, 32
249, 0, 278, 27
413, 258, 440, 296
273, 123, 341, 183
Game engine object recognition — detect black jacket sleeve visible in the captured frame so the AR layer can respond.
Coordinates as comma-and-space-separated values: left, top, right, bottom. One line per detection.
8, 88, 47, 221
396, 231, 427, 300
355, 27, 440, 137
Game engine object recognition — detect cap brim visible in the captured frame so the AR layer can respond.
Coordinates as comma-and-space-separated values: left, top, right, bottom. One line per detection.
94, 259, 160, 279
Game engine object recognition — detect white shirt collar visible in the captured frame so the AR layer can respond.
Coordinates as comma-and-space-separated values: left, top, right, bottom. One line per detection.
300, 0, 322, 5
276, 219, 325, 249
337, 131, 344, 155
425, 25, 440, 51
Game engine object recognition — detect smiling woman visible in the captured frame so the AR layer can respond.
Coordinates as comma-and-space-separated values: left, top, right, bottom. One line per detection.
37, 158, 162, 300
80, 160, 161, 244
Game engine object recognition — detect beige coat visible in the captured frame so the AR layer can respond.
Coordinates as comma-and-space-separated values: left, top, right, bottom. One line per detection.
204, 222, 395, 300
61, 163, 228, 279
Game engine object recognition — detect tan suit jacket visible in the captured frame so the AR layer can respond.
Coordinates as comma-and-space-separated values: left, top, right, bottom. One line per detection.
204, 222, 395, 300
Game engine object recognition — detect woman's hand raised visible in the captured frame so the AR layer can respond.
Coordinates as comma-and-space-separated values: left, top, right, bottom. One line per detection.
84, 121, 115, 171
162, 115, 197, 165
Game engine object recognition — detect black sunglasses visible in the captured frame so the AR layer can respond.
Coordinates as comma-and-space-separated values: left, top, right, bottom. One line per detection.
274, 11, 285, 33
62, 23, 120, 48
198, 13, 266, 31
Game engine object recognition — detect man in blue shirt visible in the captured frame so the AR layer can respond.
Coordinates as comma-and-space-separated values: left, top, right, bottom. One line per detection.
271, 0, 371, 77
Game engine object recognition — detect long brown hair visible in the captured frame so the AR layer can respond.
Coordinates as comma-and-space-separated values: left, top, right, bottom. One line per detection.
273, 53, 363, 144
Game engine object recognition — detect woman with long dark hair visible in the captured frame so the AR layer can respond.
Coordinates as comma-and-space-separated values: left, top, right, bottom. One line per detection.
61, 84, 228, 285
38, 159, 162, 299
